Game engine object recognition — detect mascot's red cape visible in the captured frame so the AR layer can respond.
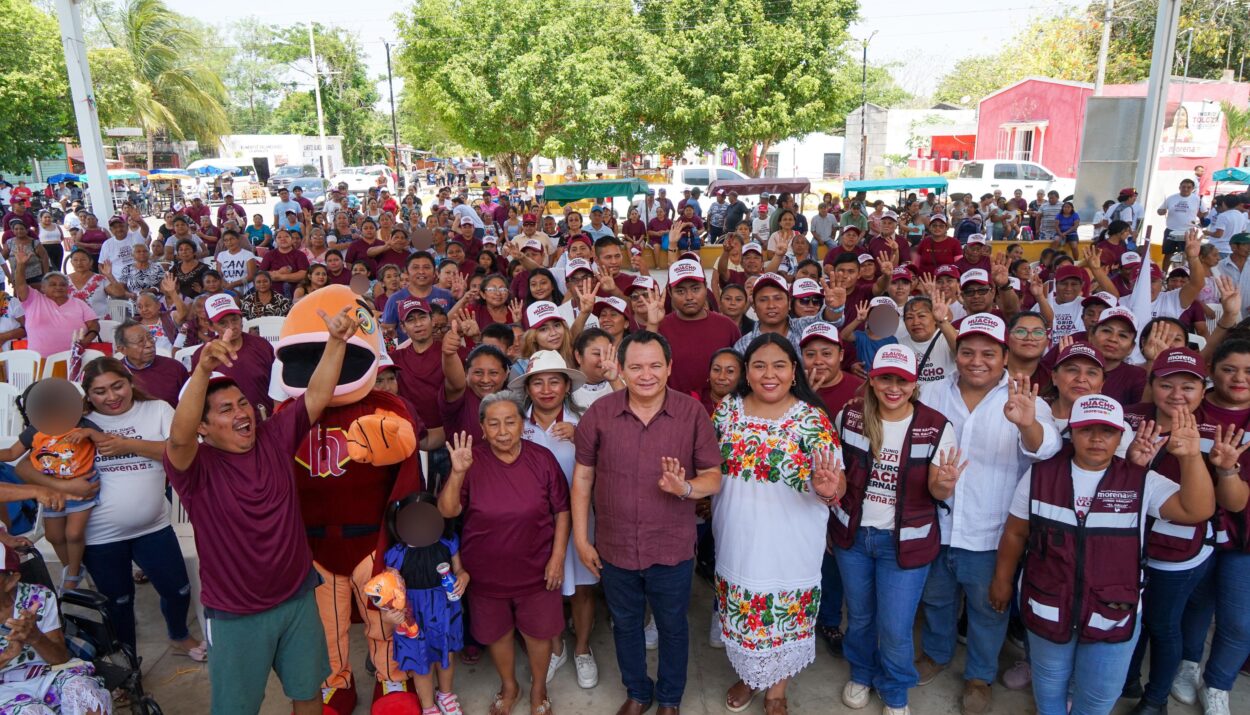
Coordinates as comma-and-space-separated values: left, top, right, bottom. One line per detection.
276, 285, 424, 715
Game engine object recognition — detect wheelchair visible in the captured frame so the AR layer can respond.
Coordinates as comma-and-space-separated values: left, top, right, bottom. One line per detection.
60, 589, 164, 715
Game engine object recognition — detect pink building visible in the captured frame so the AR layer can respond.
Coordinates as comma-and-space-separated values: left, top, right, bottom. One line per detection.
974, 76, 1250, 179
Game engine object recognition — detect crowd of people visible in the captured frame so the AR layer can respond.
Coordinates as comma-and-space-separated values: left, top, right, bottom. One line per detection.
0, 171, 1246, 715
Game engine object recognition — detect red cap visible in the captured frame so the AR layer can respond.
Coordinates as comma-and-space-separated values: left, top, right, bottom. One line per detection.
522, 213, 538, 223
399, 297, 431, 321
1055, 341, 1105, 370
1119, 187, 1138, 198
935, 265, 961, 280
890, 266, 913, 282
1054, 265, 1086, 284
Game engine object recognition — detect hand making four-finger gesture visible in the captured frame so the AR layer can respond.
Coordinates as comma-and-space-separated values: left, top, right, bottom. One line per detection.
1003, 373, 1038, 427
657, 456, 690, 498
1209, 424, 1250, 473
810, 448, 844, 503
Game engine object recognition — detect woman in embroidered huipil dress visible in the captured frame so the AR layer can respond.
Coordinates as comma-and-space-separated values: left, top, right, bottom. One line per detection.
712, 333, 844, 715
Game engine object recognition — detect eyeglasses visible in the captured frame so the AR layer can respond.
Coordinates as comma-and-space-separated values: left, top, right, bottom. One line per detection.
1010, 328, 1049, 339
796, 297, 823, 306
961, 287, 991, 297
484, 286, 509, 293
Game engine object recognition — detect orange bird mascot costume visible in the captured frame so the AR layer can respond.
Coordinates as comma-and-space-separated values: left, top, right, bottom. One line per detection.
277, 285, 424, 714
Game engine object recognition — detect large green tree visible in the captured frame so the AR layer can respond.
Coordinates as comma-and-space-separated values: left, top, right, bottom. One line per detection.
98, 0, 230, 168
0, 0, 73, 172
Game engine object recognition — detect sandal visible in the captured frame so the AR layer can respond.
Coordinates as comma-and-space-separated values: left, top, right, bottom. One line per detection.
172, 642, 208, 662
488, 689, 520, 715
725, 680, 759, 713
532, 698, 553, 715
461, 643, 482, 665
764, 697, 788, 715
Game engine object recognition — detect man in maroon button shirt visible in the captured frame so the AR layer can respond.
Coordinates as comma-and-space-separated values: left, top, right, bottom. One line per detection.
114, 320, 188, 407
572, 331, 723, 715
657, 258, 741, 398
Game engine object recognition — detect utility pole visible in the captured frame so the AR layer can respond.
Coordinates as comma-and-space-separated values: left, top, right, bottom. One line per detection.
859, 31, 878, 180
384, 41, 401, 183
56, 0, 112, 218
309, 22, 330, 177
1133, 0, 1183, 230
1171, 28, 1195, 156
1094, 0, 1114, 95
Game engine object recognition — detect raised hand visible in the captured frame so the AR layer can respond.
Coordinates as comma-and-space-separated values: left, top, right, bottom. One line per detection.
600, 351, 620, 382
450, 271, 467, 299
1003, 374, 1038, 427
448, 431, 474, 473
1217, 275, 1242, 324
1056, 334, 1074, 354
1082, 245, 1103, 273
821, 274, 847, 309
99, 260, 114, 278
441, 318, 464, 354
1028, 269, 1046, 299
596, 265, 615, 294
933, 447, 969, 494
931, 298, 951, 324
161, 272, 177, 296
573, 283, 595, 313
657, 456, 689, 497
1142, 320, 1178, 362
508, 298, 523, 323
810, 447, 844, 502
1209, 424, 1250, 471
1166, 409, 1201, 458
991, 261, 1009, 287
1185, 226, 1202, 260
196, 328, 240, 373
317, 305, 361, 342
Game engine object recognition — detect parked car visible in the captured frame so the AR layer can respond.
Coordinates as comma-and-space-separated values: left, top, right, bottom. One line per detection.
289, 177, 331, 207
267, 164, 320, 195
650, 164, 750, 202
331, 164, 396, 196
948, 160, 1075, 203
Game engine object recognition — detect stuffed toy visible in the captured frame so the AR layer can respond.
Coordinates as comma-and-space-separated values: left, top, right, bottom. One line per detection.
277, 285, 424, 715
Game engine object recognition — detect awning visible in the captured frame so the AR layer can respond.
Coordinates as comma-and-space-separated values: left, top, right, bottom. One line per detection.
843, 177, 949, 194
706, 178, 812, 197
1213, 167, 1250, 182
542, 178, 650, 205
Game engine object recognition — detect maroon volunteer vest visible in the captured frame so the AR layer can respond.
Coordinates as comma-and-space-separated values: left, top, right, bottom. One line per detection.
1021, 449, 1146, 644
830, 400, 948, 569
1200, 400, 1250, 553
1122, 403, 1212, 563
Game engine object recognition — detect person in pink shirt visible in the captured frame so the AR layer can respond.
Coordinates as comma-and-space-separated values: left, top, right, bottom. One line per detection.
9, 244, 99, 356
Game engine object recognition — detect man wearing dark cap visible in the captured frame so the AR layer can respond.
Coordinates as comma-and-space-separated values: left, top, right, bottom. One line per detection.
98, 214, 142, 272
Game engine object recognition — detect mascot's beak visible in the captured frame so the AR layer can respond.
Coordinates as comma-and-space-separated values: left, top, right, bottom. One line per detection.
276, 331, 379, 399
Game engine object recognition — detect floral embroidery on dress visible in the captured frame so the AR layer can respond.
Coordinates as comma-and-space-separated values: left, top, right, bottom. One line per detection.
716, 576, 821, 650
713, 394, 838, 493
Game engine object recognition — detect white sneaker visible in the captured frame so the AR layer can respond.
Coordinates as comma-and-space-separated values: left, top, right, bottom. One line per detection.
1171, 659, 1201, 705
546, 641, 568, 683
842, 681, 871, 709
709, 614, 724, 649
574, 650, 598, 689
882, 706, 910, 715
644, 617, 658, 650
1199, 684, 1231, 715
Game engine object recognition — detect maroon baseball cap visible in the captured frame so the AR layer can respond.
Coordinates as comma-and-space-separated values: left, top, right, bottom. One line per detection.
522, 213, 538, 223
1055, 265, 1086, 284
935, 265, 961, 280
1152, 347, 1206, 380
399, 297, 431, 321
1055, 341, 1105, 370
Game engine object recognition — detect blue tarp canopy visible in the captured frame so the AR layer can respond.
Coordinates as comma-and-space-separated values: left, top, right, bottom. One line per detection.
842, 177, 948, 194
45, 173, 80, 184
1212, 167, 1250, 183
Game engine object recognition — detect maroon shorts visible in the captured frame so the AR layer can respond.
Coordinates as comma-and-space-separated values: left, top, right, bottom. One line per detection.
468, 588, 563, 644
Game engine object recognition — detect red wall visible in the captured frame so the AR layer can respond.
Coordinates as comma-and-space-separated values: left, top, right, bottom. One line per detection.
974, 79, 1092, 179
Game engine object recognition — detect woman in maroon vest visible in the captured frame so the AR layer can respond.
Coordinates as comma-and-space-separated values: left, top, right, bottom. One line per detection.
830, 343, 965, 714
990, 395, 1218, 715
1119, 347, 1219, 713
1179, 338, 1250, 712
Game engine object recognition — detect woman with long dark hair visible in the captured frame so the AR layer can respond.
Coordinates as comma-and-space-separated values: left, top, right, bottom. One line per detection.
714, 333, 844, 715
830, 344, 963, 714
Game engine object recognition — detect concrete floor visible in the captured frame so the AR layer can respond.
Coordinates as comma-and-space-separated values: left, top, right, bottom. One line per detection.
125, 576, 1249, 715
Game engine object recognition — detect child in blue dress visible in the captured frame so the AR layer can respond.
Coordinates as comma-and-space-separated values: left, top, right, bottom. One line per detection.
381, 492, 468, 715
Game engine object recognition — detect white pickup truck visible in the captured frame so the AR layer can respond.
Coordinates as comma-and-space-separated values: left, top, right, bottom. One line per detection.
653, 164, 752, 200
948, 160, 1075, 202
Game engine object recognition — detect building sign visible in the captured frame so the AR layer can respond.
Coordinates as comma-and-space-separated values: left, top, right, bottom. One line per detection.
1160, 101, 1222, 158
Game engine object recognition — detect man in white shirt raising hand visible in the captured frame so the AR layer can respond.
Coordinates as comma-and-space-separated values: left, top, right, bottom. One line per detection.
915, 313, 1061, 715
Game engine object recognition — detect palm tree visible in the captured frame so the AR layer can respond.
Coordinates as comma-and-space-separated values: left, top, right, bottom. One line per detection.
106, 0, 230, 169
1222, 101, 1250, 169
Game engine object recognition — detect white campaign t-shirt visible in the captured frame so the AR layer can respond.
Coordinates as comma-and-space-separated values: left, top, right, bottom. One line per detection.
1048, 297, 1085, 344
98, 235, 141, 272
1010, 463, 1178, 533
859, 418, 956, 529
1158, 193, 1201, 234
216, 249, 257, 290
85, 399, 175, 545
897, 332, 955, 393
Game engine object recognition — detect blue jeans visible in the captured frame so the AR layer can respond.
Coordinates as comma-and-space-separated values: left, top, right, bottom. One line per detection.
835, 528, 931, 708
817, 548, 844, 629
1204, 550, 1250, 690
1124, 556, 1214, 704
82, 526, 193, 650
601, 559, 693, 708
921, 546, 1008, 683
1029, 622, 1141, 715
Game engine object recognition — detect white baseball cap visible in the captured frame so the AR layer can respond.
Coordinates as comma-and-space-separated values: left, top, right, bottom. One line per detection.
869, 295, 901, 314
525, 300, 565, 330
205, 294, 241, 322
957, 312, 1007, 345
1096, 306, 1138, 332
628, 274, 657, 294
1121, 252, 1142, 267
742, 241, 764, 256
960, 268, 991, 287
799, 321, 840, 347
966, 233, 988, 245
870, 343, 918, 382
753, 272, 789, 295
1069, 394, 1125, 432
791, 278, 821, 298
564, 258, 594, 279
668, 259, 705, 286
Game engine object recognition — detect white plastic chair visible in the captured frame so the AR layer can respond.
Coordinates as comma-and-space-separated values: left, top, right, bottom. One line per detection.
175, 345, 200, 371
42, 351, 71, 380
155, 344, 174, 358
245, 316, 285, 344
106, 299, 132, 322
1189, 333, 1208, 352
0, 383, 24, 438
97, 319, 122, 344
0, 350, 43, 390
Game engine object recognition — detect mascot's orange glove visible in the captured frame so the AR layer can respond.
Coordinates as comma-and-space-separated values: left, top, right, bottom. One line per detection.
346, 409, 417, 466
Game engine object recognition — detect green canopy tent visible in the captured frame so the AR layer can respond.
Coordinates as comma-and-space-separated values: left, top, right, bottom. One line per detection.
541, 178, 650, 206
842, 177, 949, 195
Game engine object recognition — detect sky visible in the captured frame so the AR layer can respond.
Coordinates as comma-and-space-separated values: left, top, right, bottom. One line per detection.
164, 0, 1088, 108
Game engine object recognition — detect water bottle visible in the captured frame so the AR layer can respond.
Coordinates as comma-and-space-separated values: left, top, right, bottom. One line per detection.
437, 562, 461, 602
1021, 226, 1033, 242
